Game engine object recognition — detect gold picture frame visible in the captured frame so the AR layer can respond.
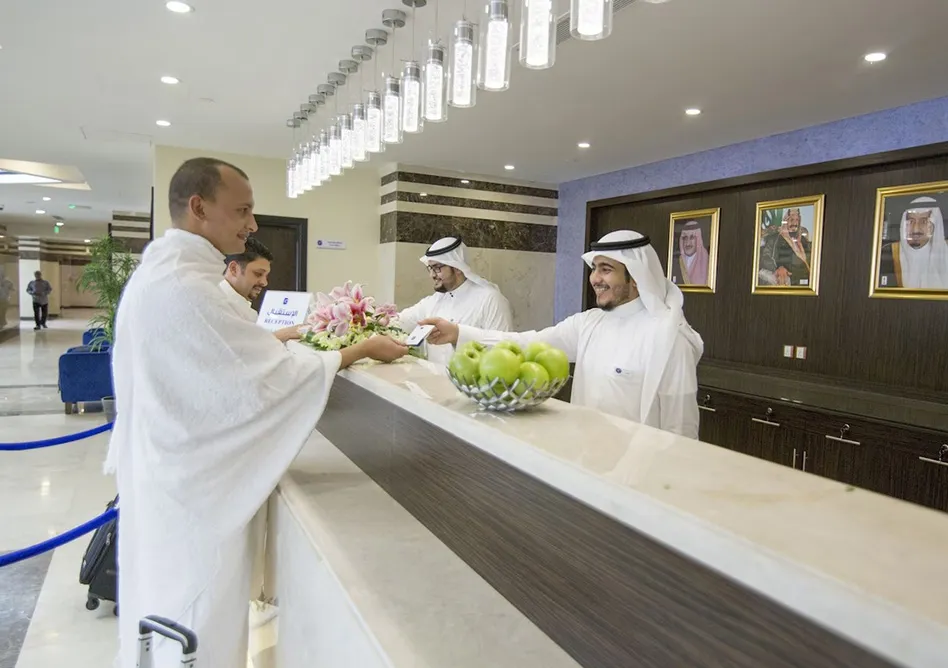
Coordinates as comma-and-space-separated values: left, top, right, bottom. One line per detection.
666, 207, 720, 293
869, 180, 948, 301
752, 194, 825, 296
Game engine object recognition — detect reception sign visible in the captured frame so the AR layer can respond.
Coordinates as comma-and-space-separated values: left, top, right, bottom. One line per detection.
256, 290, 312, 331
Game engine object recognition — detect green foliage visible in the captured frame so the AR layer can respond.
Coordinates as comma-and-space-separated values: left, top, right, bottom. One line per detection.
76, 237, 138, 350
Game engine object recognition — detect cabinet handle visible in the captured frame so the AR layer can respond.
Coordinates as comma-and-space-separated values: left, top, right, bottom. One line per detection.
825, 434, 861, 446
699, 394, 715, 412
918, 457, 948, 468
698, 405, 717, 413
792, 448, 797, 468
802, 450, 808, 472
751, 418, 780, 427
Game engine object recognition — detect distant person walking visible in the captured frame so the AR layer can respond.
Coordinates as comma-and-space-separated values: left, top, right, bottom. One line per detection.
26, 270, 52, 330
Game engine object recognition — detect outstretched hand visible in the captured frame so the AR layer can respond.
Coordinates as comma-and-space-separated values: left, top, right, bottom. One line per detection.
364, 335, 409, 363
418, 318, 459, 346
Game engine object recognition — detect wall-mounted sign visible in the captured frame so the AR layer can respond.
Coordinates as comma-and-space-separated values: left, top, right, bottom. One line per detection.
315, 239, 346, 250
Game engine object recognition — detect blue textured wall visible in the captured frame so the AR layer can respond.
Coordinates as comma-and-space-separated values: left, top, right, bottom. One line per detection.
555, 96, 948, 321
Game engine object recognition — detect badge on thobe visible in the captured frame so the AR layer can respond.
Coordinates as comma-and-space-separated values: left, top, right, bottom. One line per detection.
256, 290, 313, 332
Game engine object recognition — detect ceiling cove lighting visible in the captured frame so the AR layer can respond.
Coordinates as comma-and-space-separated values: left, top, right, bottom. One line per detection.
161, 75, 180, 84
864, 52, 886, 63
165, 1, 193, 13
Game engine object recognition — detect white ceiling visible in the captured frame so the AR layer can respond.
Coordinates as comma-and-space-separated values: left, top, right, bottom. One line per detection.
1, 0, 947, 237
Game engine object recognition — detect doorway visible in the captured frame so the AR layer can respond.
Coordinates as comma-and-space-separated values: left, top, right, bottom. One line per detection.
251, 214, 308, 312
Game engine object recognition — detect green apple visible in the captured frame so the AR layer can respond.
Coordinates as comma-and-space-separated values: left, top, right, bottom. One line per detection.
478, 347, 521, 386
534, 347, 569, 383
459, 341, 487, 355
524, 341, 552, 363
493, 340, 524, 364
449, 348, 481, 385
514, 361, 550, 398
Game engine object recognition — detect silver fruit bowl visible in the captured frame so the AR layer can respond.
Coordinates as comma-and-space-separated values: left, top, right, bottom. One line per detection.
446, 369, 569, 412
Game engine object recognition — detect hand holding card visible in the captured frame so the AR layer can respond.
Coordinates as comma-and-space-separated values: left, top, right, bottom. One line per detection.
404, 324, 435, 347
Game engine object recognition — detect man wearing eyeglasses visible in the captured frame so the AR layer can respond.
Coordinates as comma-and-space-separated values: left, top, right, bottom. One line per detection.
398, 236, 513, 365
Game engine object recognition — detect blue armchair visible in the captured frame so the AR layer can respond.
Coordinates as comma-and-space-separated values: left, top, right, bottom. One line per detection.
82, 328, 108, 347
59, 345, 114, 413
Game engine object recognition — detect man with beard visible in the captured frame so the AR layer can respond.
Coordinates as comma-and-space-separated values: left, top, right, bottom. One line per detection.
879, 197, 948, 289
421, 230, 704, 438
671, 220, 710, 286
221, 236, 302, 342
397, 235, 513, 365
758, 208, 811, 286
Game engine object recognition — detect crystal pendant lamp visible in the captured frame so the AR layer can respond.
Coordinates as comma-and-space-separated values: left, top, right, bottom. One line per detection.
352, 103, 368, 161
329, 124, 342, 175
383, 75, 403, 145
318, 130, 331, 182
366, 91, 384, 153
340, 114, 354, 168
286, 157, 297, 198
449, 20, 477, 107
306, 138, 318, 189
478, 0, 511, 92
570, 0, 613, 41
424, 41, 448, 122
402, 60, 423, 134
520, 0, 556, 69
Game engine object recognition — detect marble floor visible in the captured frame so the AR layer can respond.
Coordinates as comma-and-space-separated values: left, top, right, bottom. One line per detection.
0, 312, 276, 667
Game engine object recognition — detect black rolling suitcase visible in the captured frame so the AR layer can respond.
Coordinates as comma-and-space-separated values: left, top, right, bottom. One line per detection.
79, 494, 119, 615
138, 615, 198, 667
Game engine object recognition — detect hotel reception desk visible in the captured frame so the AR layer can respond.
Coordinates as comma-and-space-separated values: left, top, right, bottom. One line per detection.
264, 354, 948, 668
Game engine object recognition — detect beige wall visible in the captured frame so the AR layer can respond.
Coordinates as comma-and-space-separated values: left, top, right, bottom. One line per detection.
40, 259, 62, 315
61, 263, 98, 308
0, 254, 18, 307
153, 145, 382, 297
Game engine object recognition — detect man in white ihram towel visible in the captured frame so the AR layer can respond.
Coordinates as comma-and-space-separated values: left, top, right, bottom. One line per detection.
397, 236, 513, 366
105, 157, 407, 667
422, 230, 704, 438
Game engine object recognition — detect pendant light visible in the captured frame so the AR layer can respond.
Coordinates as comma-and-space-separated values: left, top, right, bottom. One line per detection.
350, 45, 374, 162
318, 129, 331, 183
570, 0, 612, 41
308, 94, 326, 186
286, 117, 301, 198
401, 0, 425, 134
477, 0, 511, 91
298, 104, 316, 191
520, 0, 556, 69
424, 0, 447, 122
449, 18, 477, 107
365, 29, 388, 154
338, 61, 359, 168
382, 9, 407, 145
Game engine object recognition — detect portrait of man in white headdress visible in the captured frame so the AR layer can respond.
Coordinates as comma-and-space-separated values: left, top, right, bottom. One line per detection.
875, 192, 948, 292
667, 208, 718, 292
753, 195, 824, 295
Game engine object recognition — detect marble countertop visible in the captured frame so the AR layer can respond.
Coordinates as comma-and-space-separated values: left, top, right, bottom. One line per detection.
278, 432, 581, 668
698, 361, 948, 432
324, 355, 948, 668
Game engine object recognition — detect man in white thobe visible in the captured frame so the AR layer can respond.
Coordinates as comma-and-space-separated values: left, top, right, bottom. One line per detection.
106, 157, 406, 667
879, 197, 948, 289
397, 236, 513, 365
422, 230, 704, 439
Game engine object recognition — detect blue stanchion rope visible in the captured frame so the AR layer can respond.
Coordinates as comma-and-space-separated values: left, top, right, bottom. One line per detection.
0, 506, 118, 568
0, 421, 113, 451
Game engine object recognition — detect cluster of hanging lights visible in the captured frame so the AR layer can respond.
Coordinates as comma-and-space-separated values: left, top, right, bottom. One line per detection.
286, 0, 614, 197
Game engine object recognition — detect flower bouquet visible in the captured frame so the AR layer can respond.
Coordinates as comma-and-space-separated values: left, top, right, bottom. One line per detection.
299, 281, 405, 351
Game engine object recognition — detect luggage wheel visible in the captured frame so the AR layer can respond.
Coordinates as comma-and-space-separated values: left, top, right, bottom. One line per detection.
85, 596, 100, 611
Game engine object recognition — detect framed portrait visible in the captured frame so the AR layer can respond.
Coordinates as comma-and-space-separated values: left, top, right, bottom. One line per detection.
869, 181, 948, 300
666, 208, 720, 293
752, 194, 825, 296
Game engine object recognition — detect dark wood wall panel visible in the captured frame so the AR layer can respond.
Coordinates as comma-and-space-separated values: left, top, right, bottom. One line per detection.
590, 152, 948, 394
317, 378, 897, 668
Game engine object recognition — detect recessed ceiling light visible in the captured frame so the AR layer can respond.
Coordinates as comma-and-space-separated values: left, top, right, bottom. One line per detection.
864, 52, 886, 63
160, 75, 180, 85
419, 192, 428, 197
685, 108, 701, 116
460, 179, 470, 184
55, 221, 64, 227
35, 209, 46, 214
156, 120, 172, 127
84, 239, 91, 243
577, 142, 591, 149
42, 196, 51, 201
504, 165, 515, 171
165, 1, 193, 13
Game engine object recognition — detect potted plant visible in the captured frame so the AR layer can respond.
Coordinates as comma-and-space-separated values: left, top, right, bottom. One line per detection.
77, 236, 138, 351
75, 236, 138, 422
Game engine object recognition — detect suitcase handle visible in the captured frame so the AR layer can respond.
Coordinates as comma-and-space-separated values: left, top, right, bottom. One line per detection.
139, 615, 198, 656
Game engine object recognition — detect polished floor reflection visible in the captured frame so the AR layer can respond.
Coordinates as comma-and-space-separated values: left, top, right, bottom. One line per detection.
0, 311, 275, 667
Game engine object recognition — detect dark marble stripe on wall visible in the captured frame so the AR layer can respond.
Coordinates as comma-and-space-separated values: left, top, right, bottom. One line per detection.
318, 379, 898, 668
379, 211, 556, 253
381, 171, 558, 199
381, 190, 558, 217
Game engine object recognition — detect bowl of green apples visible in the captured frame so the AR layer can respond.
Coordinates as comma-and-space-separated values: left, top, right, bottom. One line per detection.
446, 340, 570, 412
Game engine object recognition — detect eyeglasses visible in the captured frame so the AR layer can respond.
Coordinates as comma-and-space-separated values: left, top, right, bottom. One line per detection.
426, 263, 446, 275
